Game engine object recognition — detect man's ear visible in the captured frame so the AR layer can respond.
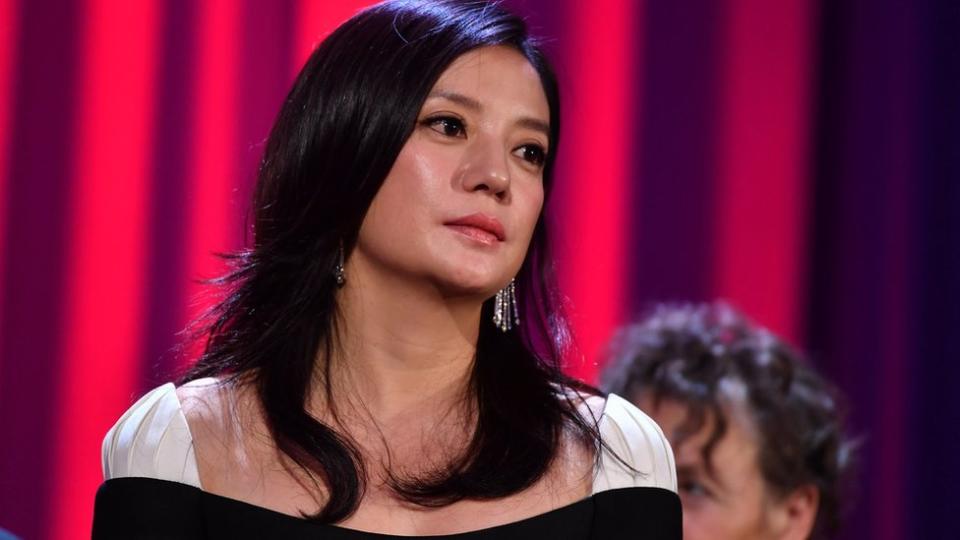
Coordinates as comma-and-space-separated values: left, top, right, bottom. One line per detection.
770, 484, 819, 540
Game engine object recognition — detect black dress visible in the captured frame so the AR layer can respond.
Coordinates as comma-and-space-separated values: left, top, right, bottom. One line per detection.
95, 383, 681, 538
93, 477, 681, 539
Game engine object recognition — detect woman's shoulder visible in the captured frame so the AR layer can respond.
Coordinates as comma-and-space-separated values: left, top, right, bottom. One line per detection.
572, 392, 677, 495
101, 377, 221, 488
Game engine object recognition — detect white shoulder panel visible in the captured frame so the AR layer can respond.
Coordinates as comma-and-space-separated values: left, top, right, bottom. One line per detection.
592, 393, 678, 494
101, 382, 201, 489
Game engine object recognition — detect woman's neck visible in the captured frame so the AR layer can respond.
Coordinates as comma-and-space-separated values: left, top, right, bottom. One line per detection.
321, 253, 484, 423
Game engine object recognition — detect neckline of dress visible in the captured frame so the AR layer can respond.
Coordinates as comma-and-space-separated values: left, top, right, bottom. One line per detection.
171, 379, 615, 536
124, 477, 607, 537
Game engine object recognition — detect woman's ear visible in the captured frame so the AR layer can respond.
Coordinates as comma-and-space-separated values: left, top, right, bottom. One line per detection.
769, 484, 820, 540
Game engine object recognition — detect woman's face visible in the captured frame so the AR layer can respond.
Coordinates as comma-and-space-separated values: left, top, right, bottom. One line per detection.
355, 45, 549, 297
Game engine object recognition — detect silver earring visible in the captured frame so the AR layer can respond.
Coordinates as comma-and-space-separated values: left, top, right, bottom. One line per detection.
334, 241, 346, 287
492, 279, 520, 332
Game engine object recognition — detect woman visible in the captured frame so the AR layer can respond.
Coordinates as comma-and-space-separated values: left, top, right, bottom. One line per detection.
93, 1, 679, 537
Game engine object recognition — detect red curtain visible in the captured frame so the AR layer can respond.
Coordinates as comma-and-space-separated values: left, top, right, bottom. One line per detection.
2, 0, 955, 538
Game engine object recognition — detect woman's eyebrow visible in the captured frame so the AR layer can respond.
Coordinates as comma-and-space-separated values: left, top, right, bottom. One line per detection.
516, 117, 549, 138
427, 90, 482, 111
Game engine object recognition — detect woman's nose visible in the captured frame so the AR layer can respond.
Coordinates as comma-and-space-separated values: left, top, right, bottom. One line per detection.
459, 138, 510, 200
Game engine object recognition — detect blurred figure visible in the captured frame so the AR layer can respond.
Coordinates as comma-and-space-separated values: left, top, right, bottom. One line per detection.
600, 303, 856, 540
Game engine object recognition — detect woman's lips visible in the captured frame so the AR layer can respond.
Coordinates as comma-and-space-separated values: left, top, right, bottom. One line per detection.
444, 213, 506, 246
446, 224, 500, 245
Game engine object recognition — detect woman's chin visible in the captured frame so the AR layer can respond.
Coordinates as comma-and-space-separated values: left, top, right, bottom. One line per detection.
420, 252, 505, 292
432, 271, 504, 300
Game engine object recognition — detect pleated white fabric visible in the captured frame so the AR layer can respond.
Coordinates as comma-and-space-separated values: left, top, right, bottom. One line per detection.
101, 382, 201, 489
101, 383, 677, 495
590, 393, 678, 494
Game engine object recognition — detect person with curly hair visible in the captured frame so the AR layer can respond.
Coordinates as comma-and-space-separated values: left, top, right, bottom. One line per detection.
600, 303, 857, 540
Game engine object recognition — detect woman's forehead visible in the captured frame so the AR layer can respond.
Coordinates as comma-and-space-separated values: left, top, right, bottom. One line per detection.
428, 46, 548, 117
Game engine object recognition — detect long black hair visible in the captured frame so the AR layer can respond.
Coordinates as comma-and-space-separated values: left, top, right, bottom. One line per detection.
182, 0, 601, 523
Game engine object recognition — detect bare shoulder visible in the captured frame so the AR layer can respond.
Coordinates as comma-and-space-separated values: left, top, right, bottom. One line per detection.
175, 376, 261, 486
546, 386, 607, 487
554, 384, 608, 425
552, 385, 608, 471
177, 374, 267, 431
176, 374, 300, 503
175, 376, 230, 426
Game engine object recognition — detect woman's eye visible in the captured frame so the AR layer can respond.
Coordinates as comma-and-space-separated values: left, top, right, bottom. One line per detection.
514, 144, 546, 167
424, 116, 466, 138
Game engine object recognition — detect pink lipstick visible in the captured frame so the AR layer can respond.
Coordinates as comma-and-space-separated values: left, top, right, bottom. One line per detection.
444, 213, 506, 245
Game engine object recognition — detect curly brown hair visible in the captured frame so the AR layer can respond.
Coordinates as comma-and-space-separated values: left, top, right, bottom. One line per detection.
599, 302, 857, 538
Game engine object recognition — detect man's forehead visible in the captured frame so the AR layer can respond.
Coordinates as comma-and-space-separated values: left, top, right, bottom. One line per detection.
641, 393, 760, 461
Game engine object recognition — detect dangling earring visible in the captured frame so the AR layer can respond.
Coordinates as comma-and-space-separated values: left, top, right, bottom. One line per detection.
492, 278, 520, 332
334, 240, 346, 287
